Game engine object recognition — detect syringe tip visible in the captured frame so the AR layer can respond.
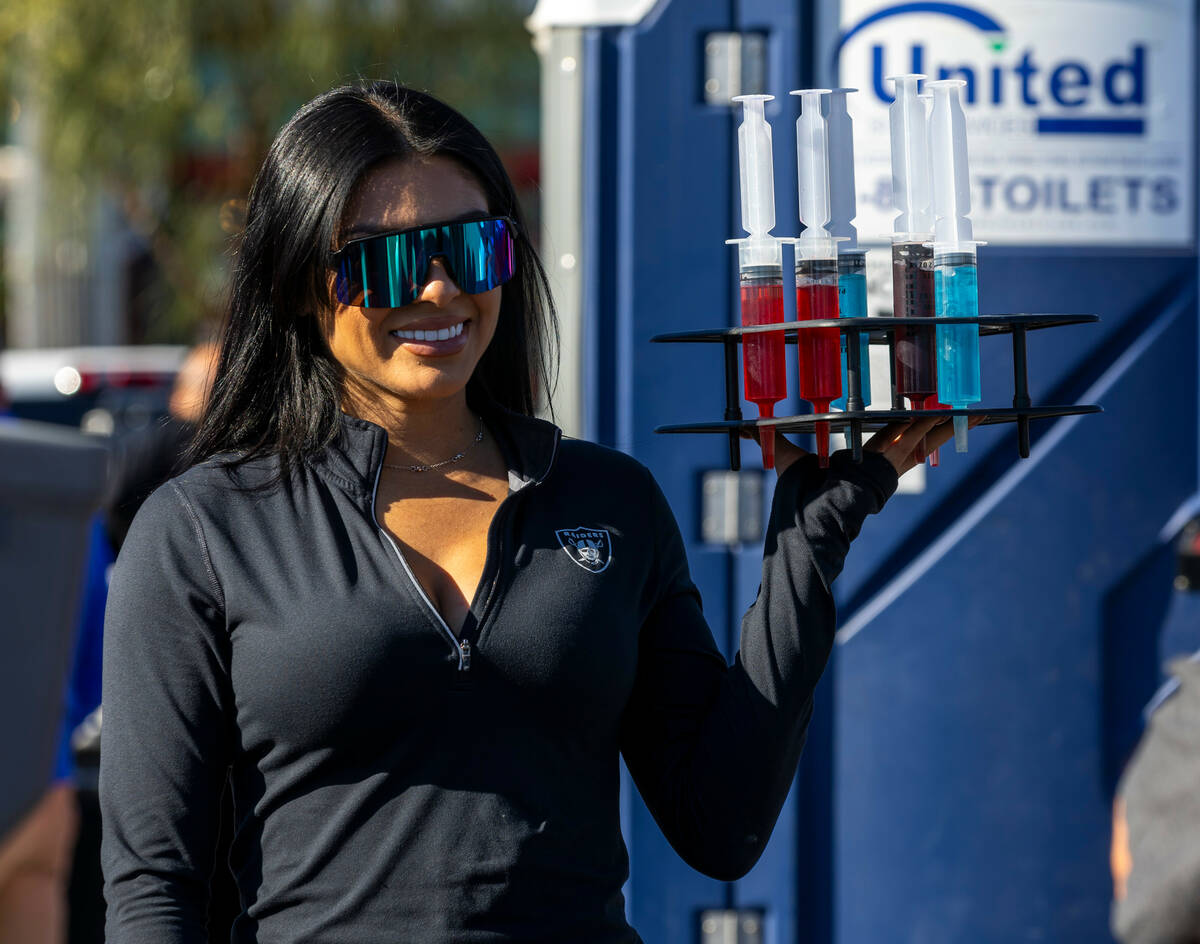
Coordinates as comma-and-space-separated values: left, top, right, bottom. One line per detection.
954, 415, 970, 452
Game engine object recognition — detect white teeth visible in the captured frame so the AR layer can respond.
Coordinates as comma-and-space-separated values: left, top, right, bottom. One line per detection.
390, 322, 466, 342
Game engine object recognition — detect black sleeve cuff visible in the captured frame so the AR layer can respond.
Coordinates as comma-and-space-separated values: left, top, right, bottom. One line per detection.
827, 449, 900, 509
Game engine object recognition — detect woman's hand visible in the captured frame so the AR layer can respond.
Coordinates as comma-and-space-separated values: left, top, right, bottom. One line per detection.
739, 428, 810, 477
744, 415, 986, 478
865, 415, 986, 475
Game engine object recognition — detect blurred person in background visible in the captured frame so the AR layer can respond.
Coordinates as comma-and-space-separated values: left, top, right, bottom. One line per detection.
0, 784, 77, 943
1111, 653, 1200, 943
0, 341, 223, 944
103, 340, 219, 549
99, 81, 958, 942
58, 340, 237, 944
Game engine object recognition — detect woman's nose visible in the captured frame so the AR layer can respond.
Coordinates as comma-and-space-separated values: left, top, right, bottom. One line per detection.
417, 258, 462, 305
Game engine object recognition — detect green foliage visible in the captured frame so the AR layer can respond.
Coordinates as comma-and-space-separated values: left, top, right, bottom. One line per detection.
2, 0, 538, 341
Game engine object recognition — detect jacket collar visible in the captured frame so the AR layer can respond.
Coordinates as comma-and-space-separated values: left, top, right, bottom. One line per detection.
313, 404, 562, 503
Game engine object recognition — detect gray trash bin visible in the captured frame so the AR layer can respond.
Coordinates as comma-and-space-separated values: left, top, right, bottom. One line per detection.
0, 417, 108, 838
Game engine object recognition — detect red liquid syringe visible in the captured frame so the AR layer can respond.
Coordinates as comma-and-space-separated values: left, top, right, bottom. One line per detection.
728, 94, 787, 469
790, 88, 842, 467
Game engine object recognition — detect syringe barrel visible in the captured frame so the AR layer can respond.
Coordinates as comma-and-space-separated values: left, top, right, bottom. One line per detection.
833, 249, 871, 410
934, 248, 981, 409
836, 250, 866, 284
795, 257, 839, 285
734, 95, 777, 238
738, 260, 787, 469
891, 238, 937, 405
740, 266, 783, 285
794, 257, 842, 404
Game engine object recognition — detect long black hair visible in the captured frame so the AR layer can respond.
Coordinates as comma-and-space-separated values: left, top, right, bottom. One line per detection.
189, 81, 557, 475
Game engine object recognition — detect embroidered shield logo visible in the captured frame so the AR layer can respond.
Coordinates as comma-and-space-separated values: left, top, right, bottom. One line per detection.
555, 527, 612, 574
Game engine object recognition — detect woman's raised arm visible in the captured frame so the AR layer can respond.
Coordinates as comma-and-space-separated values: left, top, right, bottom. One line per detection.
619, 445, 899, 880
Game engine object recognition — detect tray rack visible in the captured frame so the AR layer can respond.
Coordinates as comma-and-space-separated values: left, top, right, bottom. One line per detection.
651, 314, 1103, 471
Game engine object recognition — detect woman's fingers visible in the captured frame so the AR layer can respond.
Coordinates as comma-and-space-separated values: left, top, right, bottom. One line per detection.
740, 426, 811, 477
922, 417, 958, 452
865, 417, 941, 455
746, 414, 988, 478
921, 413, 988, 452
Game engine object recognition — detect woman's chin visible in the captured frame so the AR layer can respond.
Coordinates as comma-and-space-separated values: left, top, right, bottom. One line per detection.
381, 369, 475, 405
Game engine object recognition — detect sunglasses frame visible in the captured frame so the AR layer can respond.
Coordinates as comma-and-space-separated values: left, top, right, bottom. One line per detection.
331, 215, 518, 310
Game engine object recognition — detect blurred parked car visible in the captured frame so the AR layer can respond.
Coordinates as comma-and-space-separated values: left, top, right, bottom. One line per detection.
0, 346, 186, 434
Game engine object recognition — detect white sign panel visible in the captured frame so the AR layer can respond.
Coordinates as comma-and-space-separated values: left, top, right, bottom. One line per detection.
836, 0, 1195, 246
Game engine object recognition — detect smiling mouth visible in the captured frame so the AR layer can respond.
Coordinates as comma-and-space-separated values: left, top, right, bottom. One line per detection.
389, 321, 466, 342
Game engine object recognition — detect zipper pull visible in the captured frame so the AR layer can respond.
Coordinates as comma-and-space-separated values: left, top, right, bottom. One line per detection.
458, 639, 471, 672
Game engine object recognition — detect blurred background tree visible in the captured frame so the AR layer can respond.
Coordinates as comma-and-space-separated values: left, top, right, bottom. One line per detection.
0, 0, 539, 344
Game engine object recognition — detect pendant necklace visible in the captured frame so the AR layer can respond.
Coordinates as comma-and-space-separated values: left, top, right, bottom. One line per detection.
381, 415, 485, 473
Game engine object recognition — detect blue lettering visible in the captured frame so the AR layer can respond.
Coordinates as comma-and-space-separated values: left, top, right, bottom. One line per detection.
1005, 177, 1038, 212
864, 38, 1149, 129
871, 45, 894, 102
977, 176, 999, 210
1057, 179, 1083, 213
1088, 178, 1116, 214
1049, 62, 1090, 107
969, 176, 1172, 214
1122, 178, 1143, 212
1013, 51, 1039, 106
1150, 178, 1176, 214
1104, 45, 1145, 105
870, 44, 927, 103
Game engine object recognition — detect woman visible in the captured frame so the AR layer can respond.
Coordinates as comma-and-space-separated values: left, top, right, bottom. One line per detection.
100, 82, 957, 942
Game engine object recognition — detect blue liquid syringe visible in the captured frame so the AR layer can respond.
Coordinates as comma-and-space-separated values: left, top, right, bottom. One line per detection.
928, 78, 983, 452
826, 88, 871, 413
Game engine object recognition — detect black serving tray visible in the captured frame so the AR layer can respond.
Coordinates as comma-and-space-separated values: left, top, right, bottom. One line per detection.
651, 314, 1102, 470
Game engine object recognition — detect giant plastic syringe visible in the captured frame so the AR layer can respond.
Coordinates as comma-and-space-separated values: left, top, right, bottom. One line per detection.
928, 78, 983, 452
920, 88, 946, 469
728, 94, 787, 470
827, 88, 872, 415
791, 88, 842, 468
888, 74, 939, 447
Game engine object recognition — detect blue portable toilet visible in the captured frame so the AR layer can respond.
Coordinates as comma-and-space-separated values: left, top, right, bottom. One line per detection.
530, 1, 1199, 941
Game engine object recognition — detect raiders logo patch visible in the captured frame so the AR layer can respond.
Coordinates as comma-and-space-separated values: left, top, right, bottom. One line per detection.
555, 527, 612, 574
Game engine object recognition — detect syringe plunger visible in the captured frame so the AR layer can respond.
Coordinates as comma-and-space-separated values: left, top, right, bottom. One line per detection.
826, 88, 859, 248
888, 74, 932, 236
928, 79, 973, 247
733, 95, 777, 268
790, 89, 836, 259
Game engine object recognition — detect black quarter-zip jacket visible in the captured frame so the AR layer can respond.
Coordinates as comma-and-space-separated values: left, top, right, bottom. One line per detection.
100, 407, 898, 943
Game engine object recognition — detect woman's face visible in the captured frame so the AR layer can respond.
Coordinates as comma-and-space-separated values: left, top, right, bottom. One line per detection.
324, 156, 502, 409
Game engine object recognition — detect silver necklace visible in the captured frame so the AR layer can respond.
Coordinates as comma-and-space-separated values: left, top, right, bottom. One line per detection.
382, 415, 485, 473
